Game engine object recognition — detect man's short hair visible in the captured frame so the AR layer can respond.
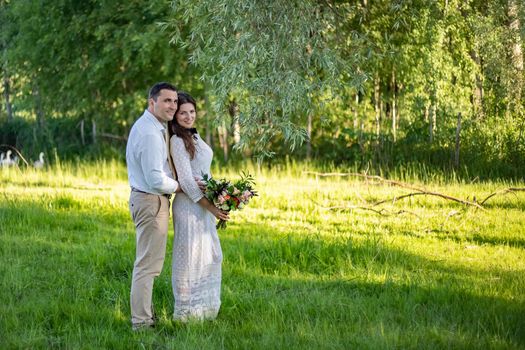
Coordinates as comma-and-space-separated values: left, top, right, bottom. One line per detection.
149, 82, 177, 101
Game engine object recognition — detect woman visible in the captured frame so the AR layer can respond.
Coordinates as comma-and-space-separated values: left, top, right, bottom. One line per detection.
168, 92, 229, 321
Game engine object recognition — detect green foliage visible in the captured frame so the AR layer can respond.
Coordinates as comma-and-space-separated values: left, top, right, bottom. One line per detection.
0, 116, 124, 161
2, 0, 199, 133
0, 0, 524, 176
165, 0, 344, 157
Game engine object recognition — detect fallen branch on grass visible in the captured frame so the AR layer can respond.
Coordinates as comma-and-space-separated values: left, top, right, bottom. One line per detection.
308, 196, 421, 218
303, 171, 485, 210
480, 188, 525, 205
321, 205, 421, 218
371, 191, 484, 210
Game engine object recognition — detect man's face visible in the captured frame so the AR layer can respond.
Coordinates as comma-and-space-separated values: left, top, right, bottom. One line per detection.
149, 89, 178, 123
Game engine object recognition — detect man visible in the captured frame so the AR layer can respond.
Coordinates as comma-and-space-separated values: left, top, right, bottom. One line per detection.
126, 82, 180, 331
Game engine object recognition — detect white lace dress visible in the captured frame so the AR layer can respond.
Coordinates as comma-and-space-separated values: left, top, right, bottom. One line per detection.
170, 134, 222, 321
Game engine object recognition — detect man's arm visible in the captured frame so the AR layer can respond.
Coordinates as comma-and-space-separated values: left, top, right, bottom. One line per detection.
140, 133, 179, 194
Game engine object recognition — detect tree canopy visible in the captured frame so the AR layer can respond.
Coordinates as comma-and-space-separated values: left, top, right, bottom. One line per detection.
1, 0, 524, 176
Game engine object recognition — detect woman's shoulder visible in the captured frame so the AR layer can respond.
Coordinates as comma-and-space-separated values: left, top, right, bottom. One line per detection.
170, 134, 185, 145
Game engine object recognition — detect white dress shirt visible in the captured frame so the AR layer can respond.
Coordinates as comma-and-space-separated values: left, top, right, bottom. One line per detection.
126, 109, 179, 195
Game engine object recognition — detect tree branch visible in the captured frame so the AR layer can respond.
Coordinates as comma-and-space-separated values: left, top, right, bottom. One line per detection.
303, 171, 485, 210
309, 196, 421, 217
372, 191, 484, 210
318, 204, 421, 218
480, 188, 525, 205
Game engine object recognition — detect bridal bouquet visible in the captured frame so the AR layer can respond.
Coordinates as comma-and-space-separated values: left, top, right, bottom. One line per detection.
202, 172, 257, 229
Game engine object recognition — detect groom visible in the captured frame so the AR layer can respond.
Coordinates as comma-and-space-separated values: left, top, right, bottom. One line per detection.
126, 82, 180, 331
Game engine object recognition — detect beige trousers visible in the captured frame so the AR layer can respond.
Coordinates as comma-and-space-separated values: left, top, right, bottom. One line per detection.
129, 191, 170, 325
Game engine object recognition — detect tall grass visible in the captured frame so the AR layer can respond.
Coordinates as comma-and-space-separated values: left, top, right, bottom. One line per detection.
1, 161, 524, 349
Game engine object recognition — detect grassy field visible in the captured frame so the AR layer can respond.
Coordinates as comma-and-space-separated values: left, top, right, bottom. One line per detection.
1, 161, 524, 349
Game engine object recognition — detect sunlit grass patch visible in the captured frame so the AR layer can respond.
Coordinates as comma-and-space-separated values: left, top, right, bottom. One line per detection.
1, 161, 524, 349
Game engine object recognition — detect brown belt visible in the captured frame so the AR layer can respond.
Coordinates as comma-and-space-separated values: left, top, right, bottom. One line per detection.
131, 187, 171, 199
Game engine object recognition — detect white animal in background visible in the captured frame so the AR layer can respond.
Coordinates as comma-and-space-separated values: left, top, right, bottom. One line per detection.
33, 152, 45, 169
1, 150, 13, 167
0, 152, 4, 164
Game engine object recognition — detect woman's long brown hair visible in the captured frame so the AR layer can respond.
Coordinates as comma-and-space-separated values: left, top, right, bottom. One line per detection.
168, 91, 198, 160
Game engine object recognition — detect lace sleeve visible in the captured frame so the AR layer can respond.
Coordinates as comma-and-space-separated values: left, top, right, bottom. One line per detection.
170, 136, 204, 203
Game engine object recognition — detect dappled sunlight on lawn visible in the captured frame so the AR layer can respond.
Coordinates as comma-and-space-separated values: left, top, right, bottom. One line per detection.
1, 162, 524, 349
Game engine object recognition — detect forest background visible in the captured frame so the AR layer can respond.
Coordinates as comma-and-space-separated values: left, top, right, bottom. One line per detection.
1, 0, 524, 178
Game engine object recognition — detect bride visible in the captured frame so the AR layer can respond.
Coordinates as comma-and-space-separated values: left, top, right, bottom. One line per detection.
168, 91, 229, 321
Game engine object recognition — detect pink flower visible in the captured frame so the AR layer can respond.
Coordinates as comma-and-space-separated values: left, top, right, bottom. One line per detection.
240, 190, 252, 202
201, 172, 257, 229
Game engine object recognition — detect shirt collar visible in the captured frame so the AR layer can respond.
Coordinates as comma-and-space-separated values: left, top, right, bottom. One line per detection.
144, 109, 166, 131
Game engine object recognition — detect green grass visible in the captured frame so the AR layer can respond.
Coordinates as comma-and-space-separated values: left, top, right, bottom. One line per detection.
1, 161, 524, 349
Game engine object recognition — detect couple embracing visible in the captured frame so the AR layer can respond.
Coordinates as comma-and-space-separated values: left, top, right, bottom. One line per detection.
126, 82, 230, 331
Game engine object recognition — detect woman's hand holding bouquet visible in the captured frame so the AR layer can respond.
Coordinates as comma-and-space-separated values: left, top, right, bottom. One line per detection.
202, 172, 257, 229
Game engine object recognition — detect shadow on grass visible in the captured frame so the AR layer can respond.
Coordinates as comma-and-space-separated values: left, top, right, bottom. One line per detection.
376, 214, 525, 249
224, 222, 523, 276
424, 224, 525, 249
456, 232, 525, 249
218, 269, 525, 349
217, 222, 525, 347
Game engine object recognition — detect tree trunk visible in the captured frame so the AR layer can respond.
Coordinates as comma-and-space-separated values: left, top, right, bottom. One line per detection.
229, 100, 240, 146
218, 121, 228, 162
454, 113, 461, 168
471, 50, 485, 120
379, 100, 384, 140
374, 76, 381, 138
80, 119, 85, 145
508, 0, 523, 112
32, 81, 45, 128
2, 68, 13, 122
508, 0, 523, 69
359, 116, 365, 153
392, 69, 397, 142
205, 116, 212, 147
233, 120, 240, 145
306, 113, 312, 160
92, 119, 97, 144
353, 93, 358, 130
429, 103, 436, 143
